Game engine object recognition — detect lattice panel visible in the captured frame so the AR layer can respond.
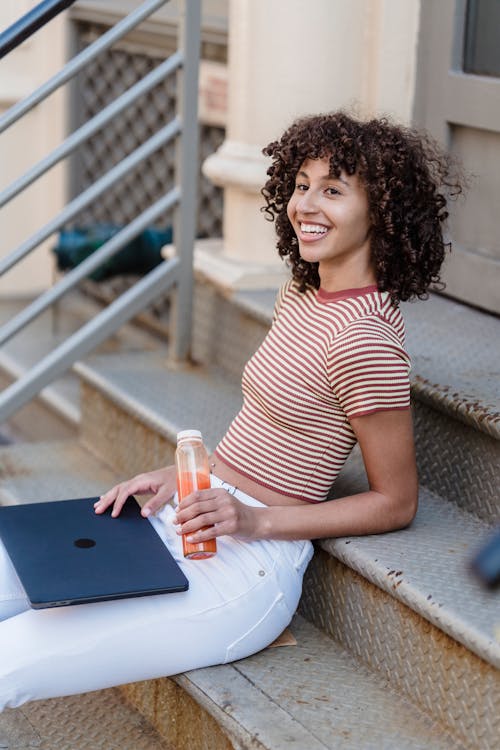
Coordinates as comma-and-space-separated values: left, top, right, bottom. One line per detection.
70, 22, 224, 238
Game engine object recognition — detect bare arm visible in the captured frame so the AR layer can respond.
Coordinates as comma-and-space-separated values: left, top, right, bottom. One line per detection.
177, 409, 418, 542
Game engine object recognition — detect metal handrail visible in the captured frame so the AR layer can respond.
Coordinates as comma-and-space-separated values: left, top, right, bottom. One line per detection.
0, 0, 201, 423
0, 0, 77, 60
0, 117, 182, 277
0, 256, 180, 420
0, 51, 183, 208
0, 186, 181, 348
0, 0, 168, 134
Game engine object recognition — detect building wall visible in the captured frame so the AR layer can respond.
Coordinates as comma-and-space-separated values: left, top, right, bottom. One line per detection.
0, 0, 423, 295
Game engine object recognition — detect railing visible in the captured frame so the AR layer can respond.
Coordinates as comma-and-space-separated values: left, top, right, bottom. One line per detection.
0, 0, 201, 422
0, 0, 77, 59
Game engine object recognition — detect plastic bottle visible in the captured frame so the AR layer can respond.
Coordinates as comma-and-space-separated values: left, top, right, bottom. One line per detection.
175, 430, 217, 560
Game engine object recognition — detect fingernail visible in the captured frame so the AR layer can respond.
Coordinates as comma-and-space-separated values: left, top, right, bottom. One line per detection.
142, 507, 151, 517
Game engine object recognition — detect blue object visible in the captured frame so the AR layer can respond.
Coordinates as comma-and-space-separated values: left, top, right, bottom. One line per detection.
52, 224, 173, 281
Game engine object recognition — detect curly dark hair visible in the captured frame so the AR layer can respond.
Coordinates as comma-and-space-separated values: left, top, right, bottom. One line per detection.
261, 111, 463, 302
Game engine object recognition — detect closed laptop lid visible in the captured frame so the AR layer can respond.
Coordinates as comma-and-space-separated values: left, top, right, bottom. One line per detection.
0, 496, 188, 608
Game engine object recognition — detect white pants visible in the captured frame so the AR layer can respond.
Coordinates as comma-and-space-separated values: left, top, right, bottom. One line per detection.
0, 476, 313, 710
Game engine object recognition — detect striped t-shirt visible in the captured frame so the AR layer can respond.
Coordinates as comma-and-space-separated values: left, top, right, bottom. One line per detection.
214, 281, 411, 503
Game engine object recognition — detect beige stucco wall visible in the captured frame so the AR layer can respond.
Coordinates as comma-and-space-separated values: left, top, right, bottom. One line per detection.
0, 2, 67, 297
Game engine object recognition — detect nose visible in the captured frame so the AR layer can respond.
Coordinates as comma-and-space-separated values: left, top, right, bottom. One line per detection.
296, 188, 318, 213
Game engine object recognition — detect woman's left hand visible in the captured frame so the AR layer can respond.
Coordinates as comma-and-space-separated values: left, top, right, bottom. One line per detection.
174, 487, 265, 542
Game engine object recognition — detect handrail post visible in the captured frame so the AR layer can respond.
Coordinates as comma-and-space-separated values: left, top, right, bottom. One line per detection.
169, 0, 201, 363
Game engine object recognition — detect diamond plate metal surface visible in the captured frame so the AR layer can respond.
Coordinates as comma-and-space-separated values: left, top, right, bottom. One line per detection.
413, 400, 500, 523
330, 450, 499, 668
0, 688, 169, 749
77, 351, 243, 479
402, 294, 500, 440
300, 551, 499, 750
192, 282, 269, 382
227, 616, 461, 750
123, 617, 460, 750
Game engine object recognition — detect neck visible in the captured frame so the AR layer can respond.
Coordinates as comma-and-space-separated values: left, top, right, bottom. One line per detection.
318, 265, 376, 294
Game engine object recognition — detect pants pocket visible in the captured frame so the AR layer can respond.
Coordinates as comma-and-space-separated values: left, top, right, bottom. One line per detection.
224, 589, 293, 663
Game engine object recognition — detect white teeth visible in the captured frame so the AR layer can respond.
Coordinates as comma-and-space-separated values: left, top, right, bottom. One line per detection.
300, 223, 327, 234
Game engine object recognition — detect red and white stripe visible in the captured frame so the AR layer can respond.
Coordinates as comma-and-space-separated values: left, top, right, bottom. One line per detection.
215, 281, 411, 503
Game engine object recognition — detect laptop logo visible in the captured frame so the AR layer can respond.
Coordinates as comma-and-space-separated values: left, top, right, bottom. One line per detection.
74, 538, 96, 549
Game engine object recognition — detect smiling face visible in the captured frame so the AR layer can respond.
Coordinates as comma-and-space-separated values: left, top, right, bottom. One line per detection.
286, 156, 374, 291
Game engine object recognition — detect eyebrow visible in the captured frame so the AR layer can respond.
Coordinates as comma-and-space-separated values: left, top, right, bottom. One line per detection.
297, 170, 349, 187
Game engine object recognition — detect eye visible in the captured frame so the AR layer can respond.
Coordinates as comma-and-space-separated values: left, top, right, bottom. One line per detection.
325, 186, 341, 196
295, 182, 308, 192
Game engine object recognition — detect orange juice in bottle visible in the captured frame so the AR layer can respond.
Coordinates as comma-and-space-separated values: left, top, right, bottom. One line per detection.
175, 430, 217, 560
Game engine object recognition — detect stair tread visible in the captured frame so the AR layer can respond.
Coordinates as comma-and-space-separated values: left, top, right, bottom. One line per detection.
74, 350, 243, 451
0, 439, 119, 505
75, 354, 499, 669
0, 687, 170, 750
0, 439, 461, 748
179, 615, 458, 750
331, 448, 499, 668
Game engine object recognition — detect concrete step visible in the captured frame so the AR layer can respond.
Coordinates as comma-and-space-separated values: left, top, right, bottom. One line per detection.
192, 282, 500, 524
74, 352, 500, 748
0, 687, 172, 749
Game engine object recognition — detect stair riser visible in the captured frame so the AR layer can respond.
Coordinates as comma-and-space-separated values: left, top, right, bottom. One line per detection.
413, 401, 500, 524
192, 283, 268, 382
0, 372, 77, 444
80, 383, 175, 478
299, 548, 499, 750
120, 678, 241, 750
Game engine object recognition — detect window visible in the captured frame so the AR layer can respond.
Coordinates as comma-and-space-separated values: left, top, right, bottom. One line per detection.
463, 0, 500, 77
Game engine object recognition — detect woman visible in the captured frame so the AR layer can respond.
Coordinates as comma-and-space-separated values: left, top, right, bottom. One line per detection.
0, 112, 462, 709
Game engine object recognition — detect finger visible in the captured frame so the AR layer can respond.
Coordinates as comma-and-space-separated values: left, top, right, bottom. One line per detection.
95, 475, 159, 516
176, 510, 217, 535
184, 521, 232, 542
175, 499, 221, 526
177, 487, 226, 509
176, 489, 230, 520
95, 487, 132, 518
141, 491, 175, 518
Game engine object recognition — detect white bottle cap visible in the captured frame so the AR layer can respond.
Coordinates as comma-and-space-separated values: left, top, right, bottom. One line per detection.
177, 429, 202, 443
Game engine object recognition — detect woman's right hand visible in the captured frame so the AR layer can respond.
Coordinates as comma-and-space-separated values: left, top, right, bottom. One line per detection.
94, 465, 177, 518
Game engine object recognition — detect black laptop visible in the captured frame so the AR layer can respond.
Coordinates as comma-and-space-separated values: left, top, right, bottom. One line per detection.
0, 495, 188, 608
